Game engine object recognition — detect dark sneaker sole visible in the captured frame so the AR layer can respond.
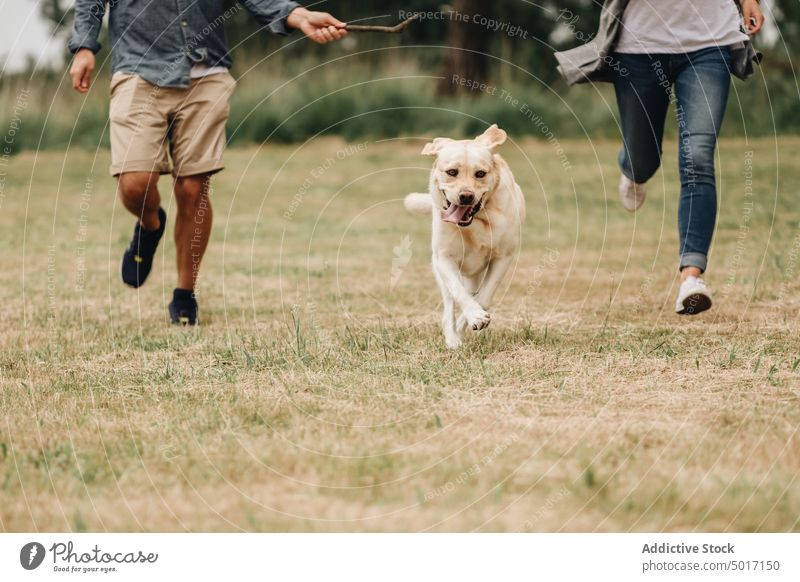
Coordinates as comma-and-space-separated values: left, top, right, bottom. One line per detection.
677, 293, 712, 315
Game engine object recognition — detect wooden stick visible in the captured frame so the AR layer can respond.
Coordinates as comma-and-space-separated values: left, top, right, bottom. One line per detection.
345, 13, 420, 33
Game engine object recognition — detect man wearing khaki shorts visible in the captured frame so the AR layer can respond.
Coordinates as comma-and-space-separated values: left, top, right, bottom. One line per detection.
69, 1, 346, 325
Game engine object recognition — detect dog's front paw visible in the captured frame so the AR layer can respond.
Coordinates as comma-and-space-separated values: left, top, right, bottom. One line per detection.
464, 307, 491, 331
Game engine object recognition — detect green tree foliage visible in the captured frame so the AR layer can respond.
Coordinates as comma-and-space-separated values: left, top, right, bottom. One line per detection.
771, 0, 800, 53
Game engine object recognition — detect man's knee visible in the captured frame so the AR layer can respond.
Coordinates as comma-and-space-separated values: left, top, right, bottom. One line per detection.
118, 172, 159, 201
175, 175, 211, 203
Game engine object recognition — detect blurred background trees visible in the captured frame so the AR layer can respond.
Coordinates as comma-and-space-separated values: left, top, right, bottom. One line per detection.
1, 0, 796, 152
30, 0, 632, 89
33, 0, 797, 81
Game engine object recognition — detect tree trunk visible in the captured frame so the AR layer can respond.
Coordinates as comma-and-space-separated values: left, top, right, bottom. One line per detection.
437, 0, 492, 96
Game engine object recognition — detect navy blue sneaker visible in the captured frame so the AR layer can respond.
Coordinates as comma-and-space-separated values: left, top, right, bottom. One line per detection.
121, 208, 166, 288
169, 288, 198, 326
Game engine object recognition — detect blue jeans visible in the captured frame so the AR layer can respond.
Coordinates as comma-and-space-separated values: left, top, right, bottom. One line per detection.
613, 47, 732, 273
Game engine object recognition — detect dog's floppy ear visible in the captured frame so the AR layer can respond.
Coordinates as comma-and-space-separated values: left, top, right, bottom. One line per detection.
475, 124, 507, 150
421, 137, 452, 157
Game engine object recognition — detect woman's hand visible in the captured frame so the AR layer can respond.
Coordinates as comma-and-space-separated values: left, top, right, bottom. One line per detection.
740, 0, 764, 36
287, 7, 347, 44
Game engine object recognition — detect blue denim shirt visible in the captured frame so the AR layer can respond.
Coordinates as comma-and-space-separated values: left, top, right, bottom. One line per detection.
68, 0, 301, 88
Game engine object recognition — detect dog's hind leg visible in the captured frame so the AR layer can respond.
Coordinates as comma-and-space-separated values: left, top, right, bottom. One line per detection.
433, 263, 461, 348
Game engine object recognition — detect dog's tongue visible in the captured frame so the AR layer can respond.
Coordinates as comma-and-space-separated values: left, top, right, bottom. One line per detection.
441, 204, 473, 224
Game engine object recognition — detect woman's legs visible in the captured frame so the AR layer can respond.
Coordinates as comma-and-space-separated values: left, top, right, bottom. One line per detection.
613, 53, 672, 186
672, 47, 732, 278
613, 48, 730, 314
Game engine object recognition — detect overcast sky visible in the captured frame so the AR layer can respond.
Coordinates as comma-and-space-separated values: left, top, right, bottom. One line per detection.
1, 0, 66, 73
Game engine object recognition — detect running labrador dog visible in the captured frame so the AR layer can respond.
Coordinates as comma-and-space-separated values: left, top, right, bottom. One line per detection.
404, 124, 525, 348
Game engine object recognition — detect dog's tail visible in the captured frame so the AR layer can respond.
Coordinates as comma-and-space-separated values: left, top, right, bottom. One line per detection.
404, 193, 433, 215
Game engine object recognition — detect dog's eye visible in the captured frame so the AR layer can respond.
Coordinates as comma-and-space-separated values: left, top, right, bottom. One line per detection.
445, 169, 458, 177
475, 170, 487, 178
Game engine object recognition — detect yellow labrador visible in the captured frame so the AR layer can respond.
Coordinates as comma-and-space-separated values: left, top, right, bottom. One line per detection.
404, 124, 525, 348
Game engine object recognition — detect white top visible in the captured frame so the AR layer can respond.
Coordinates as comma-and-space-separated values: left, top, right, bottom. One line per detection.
111, 65, 229, 82
189, 64, 228, 79
615, 0, 749, 54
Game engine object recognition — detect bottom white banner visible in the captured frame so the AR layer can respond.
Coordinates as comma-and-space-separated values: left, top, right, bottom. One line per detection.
1, 533, 797, 581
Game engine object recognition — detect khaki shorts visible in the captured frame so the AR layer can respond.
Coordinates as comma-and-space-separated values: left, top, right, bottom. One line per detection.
109, 71, 236, 177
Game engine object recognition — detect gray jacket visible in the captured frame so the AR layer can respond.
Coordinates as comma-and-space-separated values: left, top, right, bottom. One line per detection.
554, 0, 761, 85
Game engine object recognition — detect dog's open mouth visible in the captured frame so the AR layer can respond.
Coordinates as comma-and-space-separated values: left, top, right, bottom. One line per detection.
441, 199, 482, 227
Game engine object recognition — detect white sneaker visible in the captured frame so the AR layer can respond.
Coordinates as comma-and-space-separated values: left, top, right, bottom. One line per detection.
675, 276, 713, 315
619, 174, 647, 212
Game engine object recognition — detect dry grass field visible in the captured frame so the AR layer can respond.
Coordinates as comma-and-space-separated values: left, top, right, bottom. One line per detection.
1, 136, 799, 532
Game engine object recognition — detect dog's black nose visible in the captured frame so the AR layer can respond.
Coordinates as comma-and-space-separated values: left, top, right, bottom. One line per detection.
459, 193, 475, 205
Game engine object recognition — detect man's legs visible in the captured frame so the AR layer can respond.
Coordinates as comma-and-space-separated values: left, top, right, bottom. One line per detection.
173, 174, 213, 291
118, 172, 162, 230
118, 171, 167, 289
118, 172, 214, 289
109, 72, 227, 322
164, 72, 233, 322
110, 71, 172, 290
